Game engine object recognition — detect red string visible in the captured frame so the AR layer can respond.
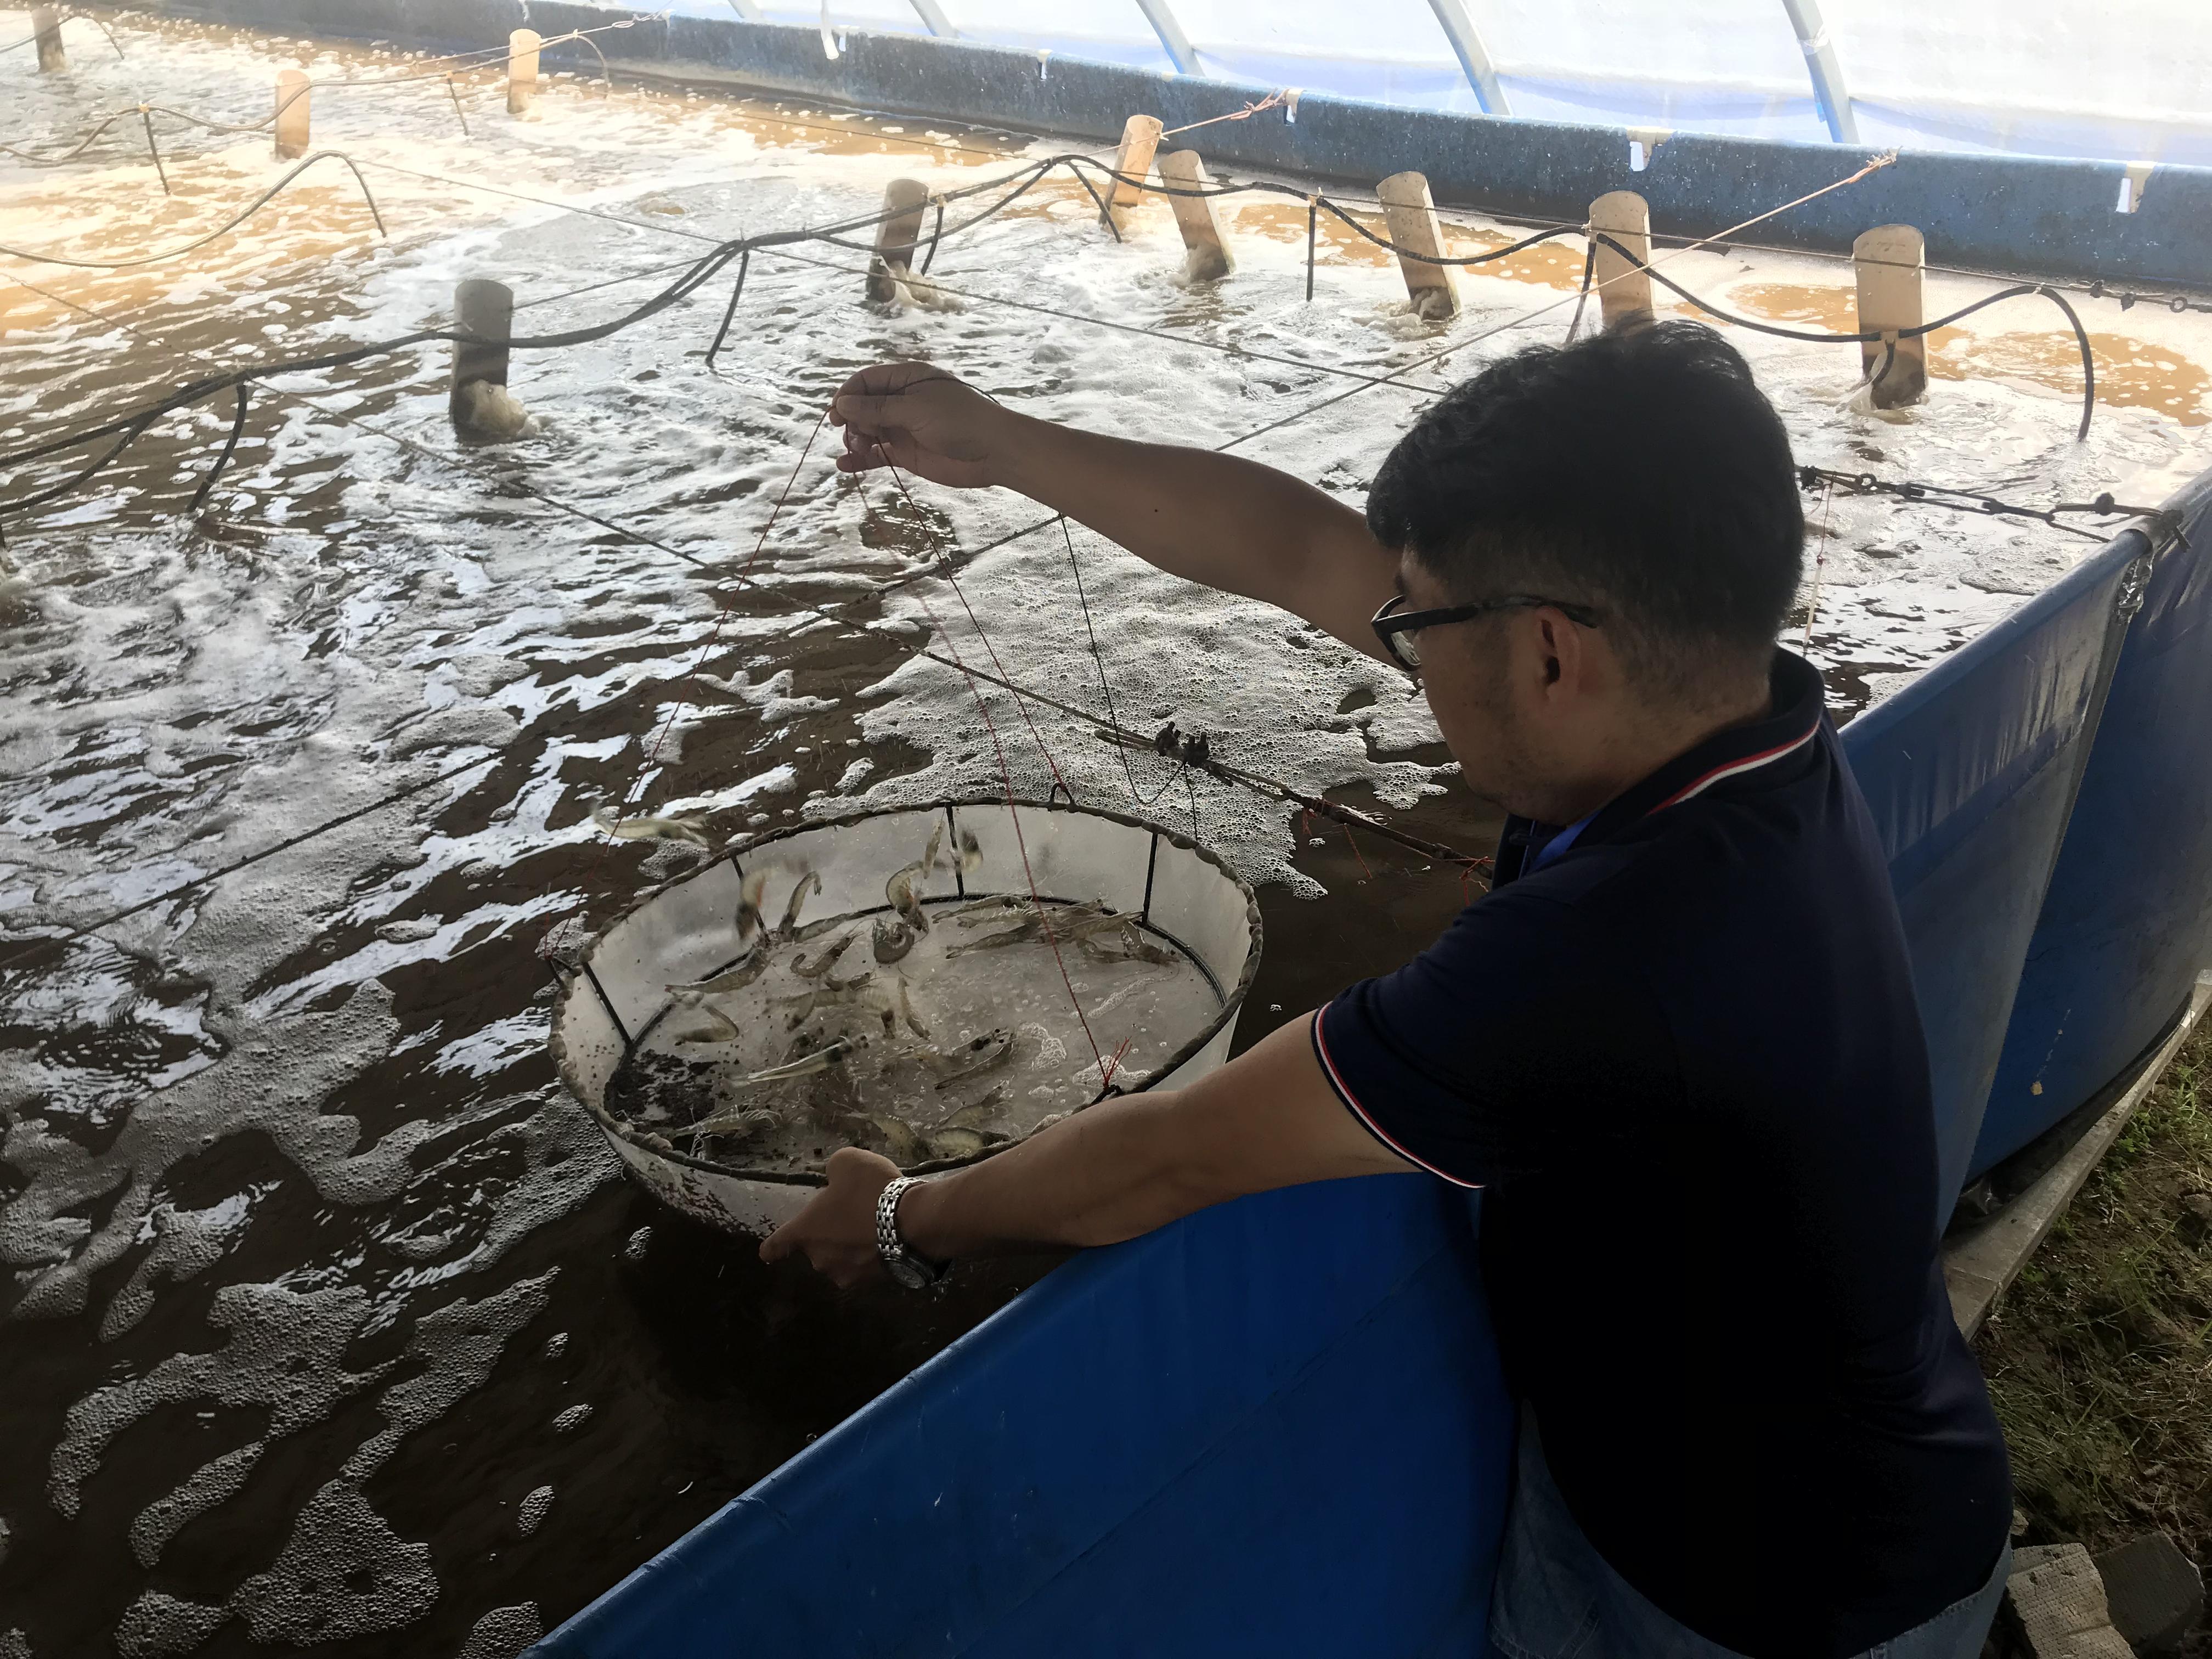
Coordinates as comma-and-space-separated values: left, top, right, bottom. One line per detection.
1161, 90, 1286, 138
1342, 821, 1373, 880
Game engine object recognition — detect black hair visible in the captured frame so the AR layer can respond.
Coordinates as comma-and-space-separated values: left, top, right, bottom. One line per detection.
1365, 319, 1803, 695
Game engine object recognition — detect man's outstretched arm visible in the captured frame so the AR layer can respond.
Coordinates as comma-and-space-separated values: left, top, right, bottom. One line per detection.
828, 363, 1402, 662
759, 1014, 1415, 1285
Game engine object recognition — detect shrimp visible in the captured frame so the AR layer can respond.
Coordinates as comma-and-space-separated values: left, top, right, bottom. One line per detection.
793, 931, 857, 979
777, 870, 822, 939
594, 806, 712, 848
884, 823, 944, 933
664, 1003, 741, 1046
734, 868, 770, 945
917, 1028, 1015, 1088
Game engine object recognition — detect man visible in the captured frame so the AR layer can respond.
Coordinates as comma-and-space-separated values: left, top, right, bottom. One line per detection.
761, 321, 2013, 1657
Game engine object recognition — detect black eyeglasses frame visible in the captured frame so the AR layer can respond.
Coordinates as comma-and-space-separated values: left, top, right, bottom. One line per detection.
1370, 592, 1604, 673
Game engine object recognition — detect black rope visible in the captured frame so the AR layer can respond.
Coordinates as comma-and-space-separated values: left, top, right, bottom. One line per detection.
19, 143, 1553, 520
1563, 242, 1596, 343
2, 9, 124, 60
703, 248, 752, 370
0, 150, 388, 269
1, 155, 1077, 512
3, 137, 2139, 551
1591, 234, 2098, 441
137, 106, 170, 198
918, 198, 946, 276
1864, 337, 1897, 397
187, 385, 250, 513
1304, 197, 1317, 303
1, 105, 144, 164
1, 21, 632, 165
760, 244, 1453, 396
1058, 154, 1587, 272
1073, 165, 1123, 244
6, 412, 161, 515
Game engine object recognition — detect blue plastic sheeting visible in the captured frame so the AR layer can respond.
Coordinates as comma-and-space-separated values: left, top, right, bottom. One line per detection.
1837, 534, 2141, 1212
1972, 475, 2212, 1176
536, 1176, 1514, 1657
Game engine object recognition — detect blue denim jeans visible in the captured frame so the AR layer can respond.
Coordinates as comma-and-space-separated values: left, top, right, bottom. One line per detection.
1487, 1417, 2010, 1659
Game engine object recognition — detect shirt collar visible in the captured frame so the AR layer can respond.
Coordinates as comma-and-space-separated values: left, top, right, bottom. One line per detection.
1497, 651, 1828, 883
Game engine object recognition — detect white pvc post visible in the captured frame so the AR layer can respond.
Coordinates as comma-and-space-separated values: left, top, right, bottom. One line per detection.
274, 70, 312, 160
1377, 171, 1459, 321
31, 8, 65, 73
867, 178, 932, 303
1590, 191, 1654, 328
1159, 150, 1233, 281
1105, 114, 1165, 222
1853, 224, 1927, 407
507, 29, 541, 116
450, 279, 517, 443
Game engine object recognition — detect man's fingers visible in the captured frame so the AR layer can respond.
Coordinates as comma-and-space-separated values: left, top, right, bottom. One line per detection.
830, 391, 902, 430
758, 1222, 794, 1263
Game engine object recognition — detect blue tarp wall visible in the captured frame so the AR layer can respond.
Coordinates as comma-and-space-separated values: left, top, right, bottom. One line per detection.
1843, 518, 2147, 1201
536, 1178, 1516, 1656
1975, 470, 2212, 1172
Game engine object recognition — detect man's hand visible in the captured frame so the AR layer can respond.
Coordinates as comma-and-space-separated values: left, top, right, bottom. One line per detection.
830, 363, 1018, 489
824, 359, 1397, 659
759, 1146, 901, 1285
757, 1017, 1414, 1285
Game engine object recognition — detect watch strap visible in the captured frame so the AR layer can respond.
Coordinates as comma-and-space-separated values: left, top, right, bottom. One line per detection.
876, 1176, 948, 1285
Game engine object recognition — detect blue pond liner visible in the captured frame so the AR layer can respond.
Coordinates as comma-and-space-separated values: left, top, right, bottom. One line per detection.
1837, 517, 2149, 1210
1974, 470, 2212, 1175
534, 1177, 1513, 1657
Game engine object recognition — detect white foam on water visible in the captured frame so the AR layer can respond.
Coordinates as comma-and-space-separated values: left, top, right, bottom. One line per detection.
454, 1604, 545, 1659
515, 1485, 555, 1538
105, 1271, 558, 1653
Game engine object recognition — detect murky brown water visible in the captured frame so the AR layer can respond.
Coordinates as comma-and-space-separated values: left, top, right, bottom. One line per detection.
1730, 283, 2210, 425
3, 9, 2209, 1656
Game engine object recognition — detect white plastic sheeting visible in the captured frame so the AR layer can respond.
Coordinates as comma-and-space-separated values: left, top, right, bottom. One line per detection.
659, 0, 2212, 165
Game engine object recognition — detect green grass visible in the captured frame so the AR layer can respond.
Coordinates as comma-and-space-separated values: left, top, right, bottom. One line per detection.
1976, 1023, 2212, 1565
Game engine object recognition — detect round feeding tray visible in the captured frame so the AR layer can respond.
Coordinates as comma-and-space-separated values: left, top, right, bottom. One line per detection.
550, 799, 1263, 1237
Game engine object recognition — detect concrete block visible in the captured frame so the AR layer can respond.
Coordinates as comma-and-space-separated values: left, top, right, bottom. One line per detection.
2005, 1543, 2135, 1659
2092, 1533, 2203, 1654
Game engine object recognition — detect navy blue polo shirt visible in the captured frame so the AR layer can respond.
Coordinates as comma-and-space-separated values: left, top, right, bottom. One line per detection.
1313, 652, 2010, 1657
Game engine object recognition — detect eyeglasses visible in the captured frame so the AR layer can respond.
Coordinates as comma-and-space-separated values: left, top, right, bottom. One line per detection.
1370, 592, 1604, 674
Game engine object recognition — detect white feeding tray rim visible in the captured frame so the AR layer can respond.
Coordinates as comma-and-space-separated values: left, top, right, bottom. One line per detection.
549, 796, 1266, 1188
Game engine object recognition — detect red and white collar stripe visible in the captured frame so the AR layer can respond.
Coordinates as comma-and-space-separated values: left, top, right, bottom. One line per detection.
1648, 719, 1821, 814
1312, 1010, 1481, 1188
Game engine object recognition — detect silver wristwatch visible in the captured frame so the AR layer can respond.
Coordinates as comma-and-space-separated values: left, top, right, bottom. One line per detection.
875, 1176, 950, 1290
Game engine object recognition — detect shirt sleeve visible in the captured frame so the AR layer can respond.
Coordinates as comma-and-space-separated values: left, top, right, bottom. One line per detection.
1312, 884, 1676, 1187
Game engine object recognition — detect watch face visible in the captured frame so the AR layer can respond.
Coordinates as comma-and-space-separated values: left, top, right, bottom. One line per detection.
884, 1253, 932, 1291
